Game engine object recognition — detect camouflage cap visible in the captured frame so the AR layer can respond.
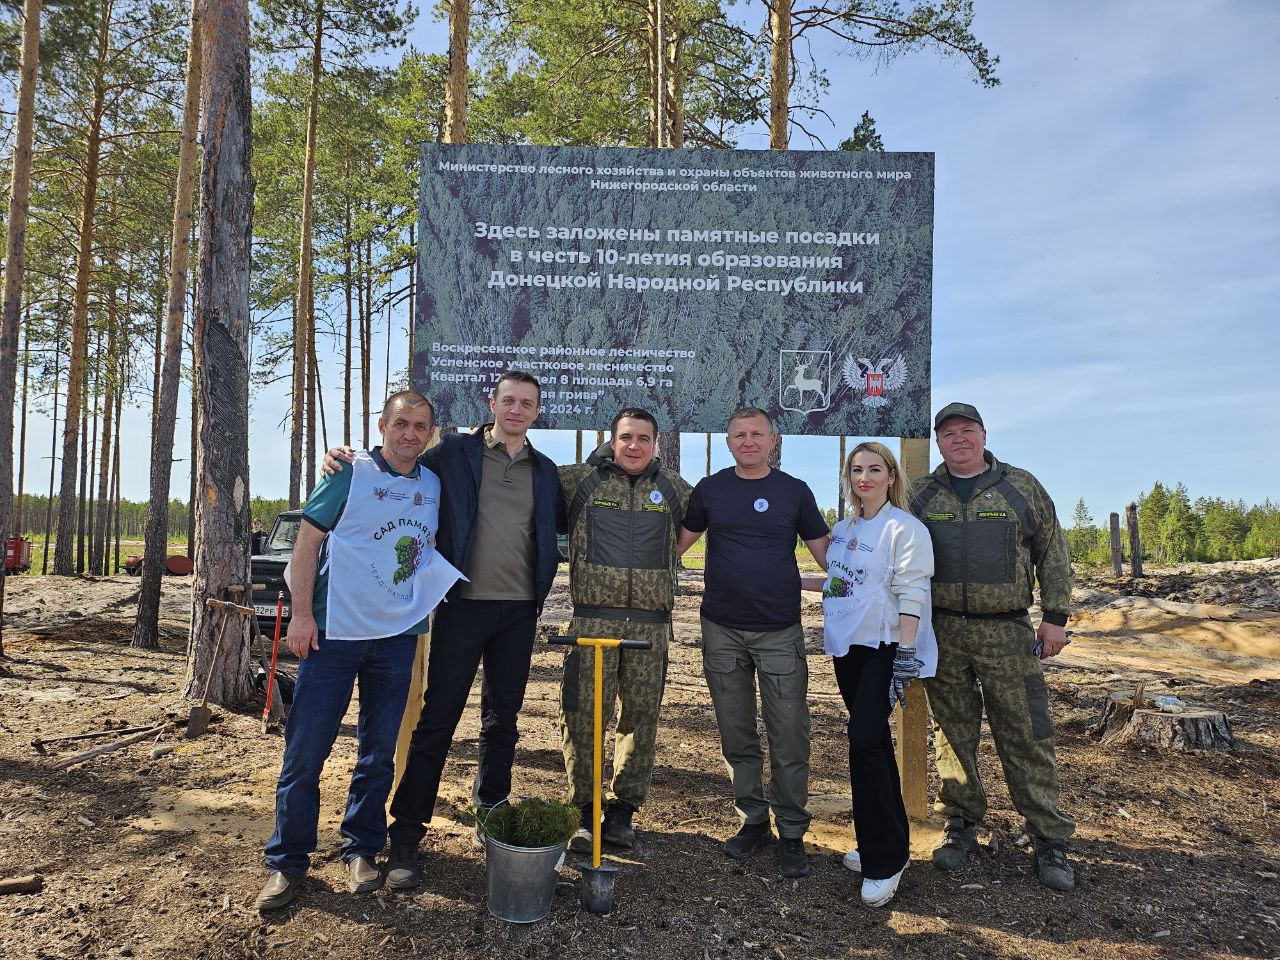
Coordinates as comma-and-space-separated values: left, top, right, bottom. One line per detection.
933, 402, 984, 431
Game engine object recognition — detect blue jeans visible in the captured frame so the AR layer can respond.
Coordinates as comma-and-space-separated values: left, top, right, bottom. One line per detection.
264, 632, 417, 875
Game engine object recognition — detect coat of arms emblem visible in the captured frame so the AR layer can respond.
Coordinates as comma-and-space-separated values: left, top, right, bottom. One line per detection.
842, 355, 908, 408
779, 350, 831, 413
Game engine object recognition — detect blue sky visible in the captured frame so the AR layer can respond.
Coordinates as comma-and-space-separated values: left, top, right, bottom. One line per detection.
23, 0, 1278, 522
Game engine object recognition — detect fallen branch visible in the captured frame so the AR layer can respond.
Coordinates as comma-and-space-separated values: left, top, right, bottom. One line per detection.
31, 724, 161, 755
0, 875, 43, 895
53, 723, 172, 769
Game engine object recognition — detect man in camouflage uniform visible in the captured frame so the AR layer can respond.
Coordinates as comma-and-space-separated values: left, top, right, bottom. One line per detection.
909, 403, 1076, 891
558, 408, 692, 851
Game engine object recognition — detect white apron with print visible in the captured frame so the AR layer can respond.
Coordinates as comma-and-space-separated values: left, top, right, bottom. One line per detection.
319, 451, 461, 641
822, 510, 937, 677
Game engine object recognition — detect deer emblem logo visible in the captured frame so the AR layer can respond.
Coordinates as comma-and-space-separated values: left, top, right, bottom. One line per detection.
779, 350, 831, 413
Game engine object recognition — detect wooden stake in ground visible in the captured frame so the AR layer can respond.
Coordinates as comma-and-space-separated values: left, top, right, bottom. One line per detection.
1109, 512, 1123, 577
896, 437, 931, 821
1126, 502, 1143, 577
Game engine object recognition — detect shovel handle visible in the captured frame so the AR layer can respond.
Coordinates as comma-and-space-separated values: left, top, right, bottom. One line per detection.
197, 606, 232, 709
548, 635, 652, 650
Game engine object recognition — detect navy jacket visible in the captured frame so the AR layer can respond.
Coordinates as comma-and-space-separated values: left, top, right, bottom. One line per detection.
420, 427, 561, 609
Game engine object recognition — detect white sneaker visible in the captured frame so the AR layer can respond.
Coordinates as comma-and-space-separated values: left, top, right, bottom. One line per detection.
842, 849, 861, 873
860, 862, 908, 908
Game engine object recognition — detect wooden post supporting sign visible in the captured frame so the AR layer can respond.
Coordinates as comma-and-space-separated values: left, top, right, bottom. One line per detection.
897, 437, 931, 822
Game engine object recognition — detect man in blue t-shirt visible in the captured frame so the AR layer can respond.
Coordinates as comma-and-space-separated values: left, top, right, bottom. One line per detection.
677, 408, 829, 878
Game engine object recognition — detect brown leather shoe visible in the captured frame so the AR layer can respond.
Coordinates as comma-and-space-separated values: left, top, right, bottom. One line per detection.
347, 855, 384, 894
255, 871, 305, 911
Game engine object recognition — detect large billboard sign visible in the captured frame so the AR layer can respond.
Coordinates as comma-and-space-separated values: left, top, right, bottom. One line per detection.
414, 144, 934, 436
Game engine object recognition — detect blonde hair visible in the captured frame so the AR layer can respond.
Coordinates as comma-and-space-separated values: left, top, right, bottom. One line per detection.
842, 441, 907, 517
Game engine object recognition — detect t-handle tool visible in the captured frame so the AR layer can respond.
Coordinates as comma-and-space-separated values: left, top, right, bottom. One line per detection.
260, 592, 285, 733
548, 634, 653, 914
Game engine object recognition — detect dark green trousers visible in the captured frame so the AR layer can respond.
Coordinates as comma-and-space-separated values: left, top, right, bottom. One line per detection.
558, 616, 671, 811
924, 613, 1075, 842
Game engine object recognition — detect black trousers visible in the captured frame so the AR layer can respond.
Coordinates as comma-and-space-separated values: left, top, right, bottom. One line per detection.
831, 642, 910, 880
388, 597, 537, 846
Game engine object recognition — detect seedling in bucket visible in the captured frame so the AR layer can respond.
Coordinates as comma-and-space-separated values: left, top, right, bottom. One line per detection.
474, 797, 579, 923
548, 634, 653, 915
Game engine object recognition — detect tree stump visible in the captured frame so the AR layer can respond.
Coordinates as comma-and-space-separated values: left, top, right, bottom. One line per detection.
1095, 701, 1233, 752
1095, 689, 1235, 750
1109, 709, 1235, 750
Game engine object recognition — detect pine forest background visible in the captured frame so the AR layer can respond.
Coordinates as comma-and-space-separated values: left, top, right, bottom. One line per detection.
0, 0, 1273, 586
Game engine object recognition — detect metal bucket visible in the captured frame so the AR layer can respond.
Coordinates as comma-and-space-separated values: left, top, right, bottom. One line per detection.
484, 834, 567, 923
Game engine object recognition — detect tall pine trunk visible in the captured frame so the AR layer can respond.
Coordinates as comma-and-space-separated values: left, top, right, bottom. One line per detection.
343, 186, 352, 446
78, 359, 94, 574
769, 0, 791, 150
407, 220, 415, 382
290, 0, 323, 508
151, 239, 168, 436
648, 0, 680, 471
111, 377, 122, 572
0, 0, 42, 654
361, 226, 371, 446
41, 325, 60, 575
444, 0, 469, 144
54, 0, 111, 575
305, 302, 316, 494
135, 0, 202, 650
183, 0, 255, 706
91, 307, 117, 574
17, 323, 30, 532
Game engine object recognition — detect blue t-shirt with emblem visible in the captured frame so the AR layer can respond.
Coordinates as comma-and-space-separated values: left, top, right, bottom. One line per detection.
684, 467, 829, 630
301, 447, 435, 635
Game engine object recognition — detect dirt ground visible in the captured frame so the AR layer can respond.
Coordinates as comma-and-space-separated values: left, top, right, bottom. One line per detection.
2, 562, 1279, 960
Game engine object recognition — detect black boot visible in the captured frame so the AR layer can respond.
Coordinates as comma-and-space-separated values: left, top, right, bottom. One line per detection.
722, 821, 776, 860
602, 805, 636, 850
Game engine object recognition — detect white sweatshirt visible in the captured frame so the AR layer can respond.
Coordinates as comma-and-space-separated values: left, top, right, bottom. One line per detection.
822, 504, 937, 675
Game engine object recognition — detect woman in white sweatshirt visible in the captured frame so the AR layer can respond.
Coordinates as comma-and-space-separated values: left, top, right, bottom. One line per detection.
817, 441, 935, 908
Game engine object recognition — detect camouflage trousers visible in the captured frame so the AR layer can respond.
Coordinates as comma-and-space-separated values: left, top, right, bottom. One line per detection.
558, 616, 672, 811
923, 613, 1075, 843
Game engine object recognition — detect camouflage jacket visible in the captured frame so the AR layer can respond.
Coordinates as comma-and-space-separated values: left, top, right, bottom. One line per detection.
908, 452, 1072, 625
559, 443, 692, 616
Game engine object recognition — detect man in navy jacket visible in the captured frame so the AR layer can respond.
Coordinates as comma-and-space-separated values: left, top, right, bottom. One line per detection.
323, 371, 560, 889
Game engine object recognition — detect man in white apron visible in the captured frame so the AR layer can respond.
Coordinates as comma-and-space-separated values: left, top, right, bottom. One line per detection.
256, 391, 461, 911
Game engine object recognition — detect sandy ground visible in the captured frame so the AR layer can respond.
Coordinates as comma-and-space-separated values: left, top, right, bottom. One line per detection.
1, 562, 1278, 960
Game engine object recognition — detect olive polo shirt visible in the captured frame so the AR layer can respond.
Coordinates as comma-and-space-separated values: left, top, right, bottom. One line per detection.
458, 427, 536, 600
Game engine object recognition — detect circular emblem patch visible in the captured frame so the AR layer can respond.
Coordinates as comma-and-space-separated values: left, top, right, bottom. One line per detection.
649, 489, 664, 504
754, 498, 769, 513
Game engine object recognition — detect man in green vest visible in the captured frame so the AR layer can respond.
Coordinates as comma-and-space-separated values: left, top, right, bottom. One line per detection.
909, 402, 1076, 891
558, 407, 692, 852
